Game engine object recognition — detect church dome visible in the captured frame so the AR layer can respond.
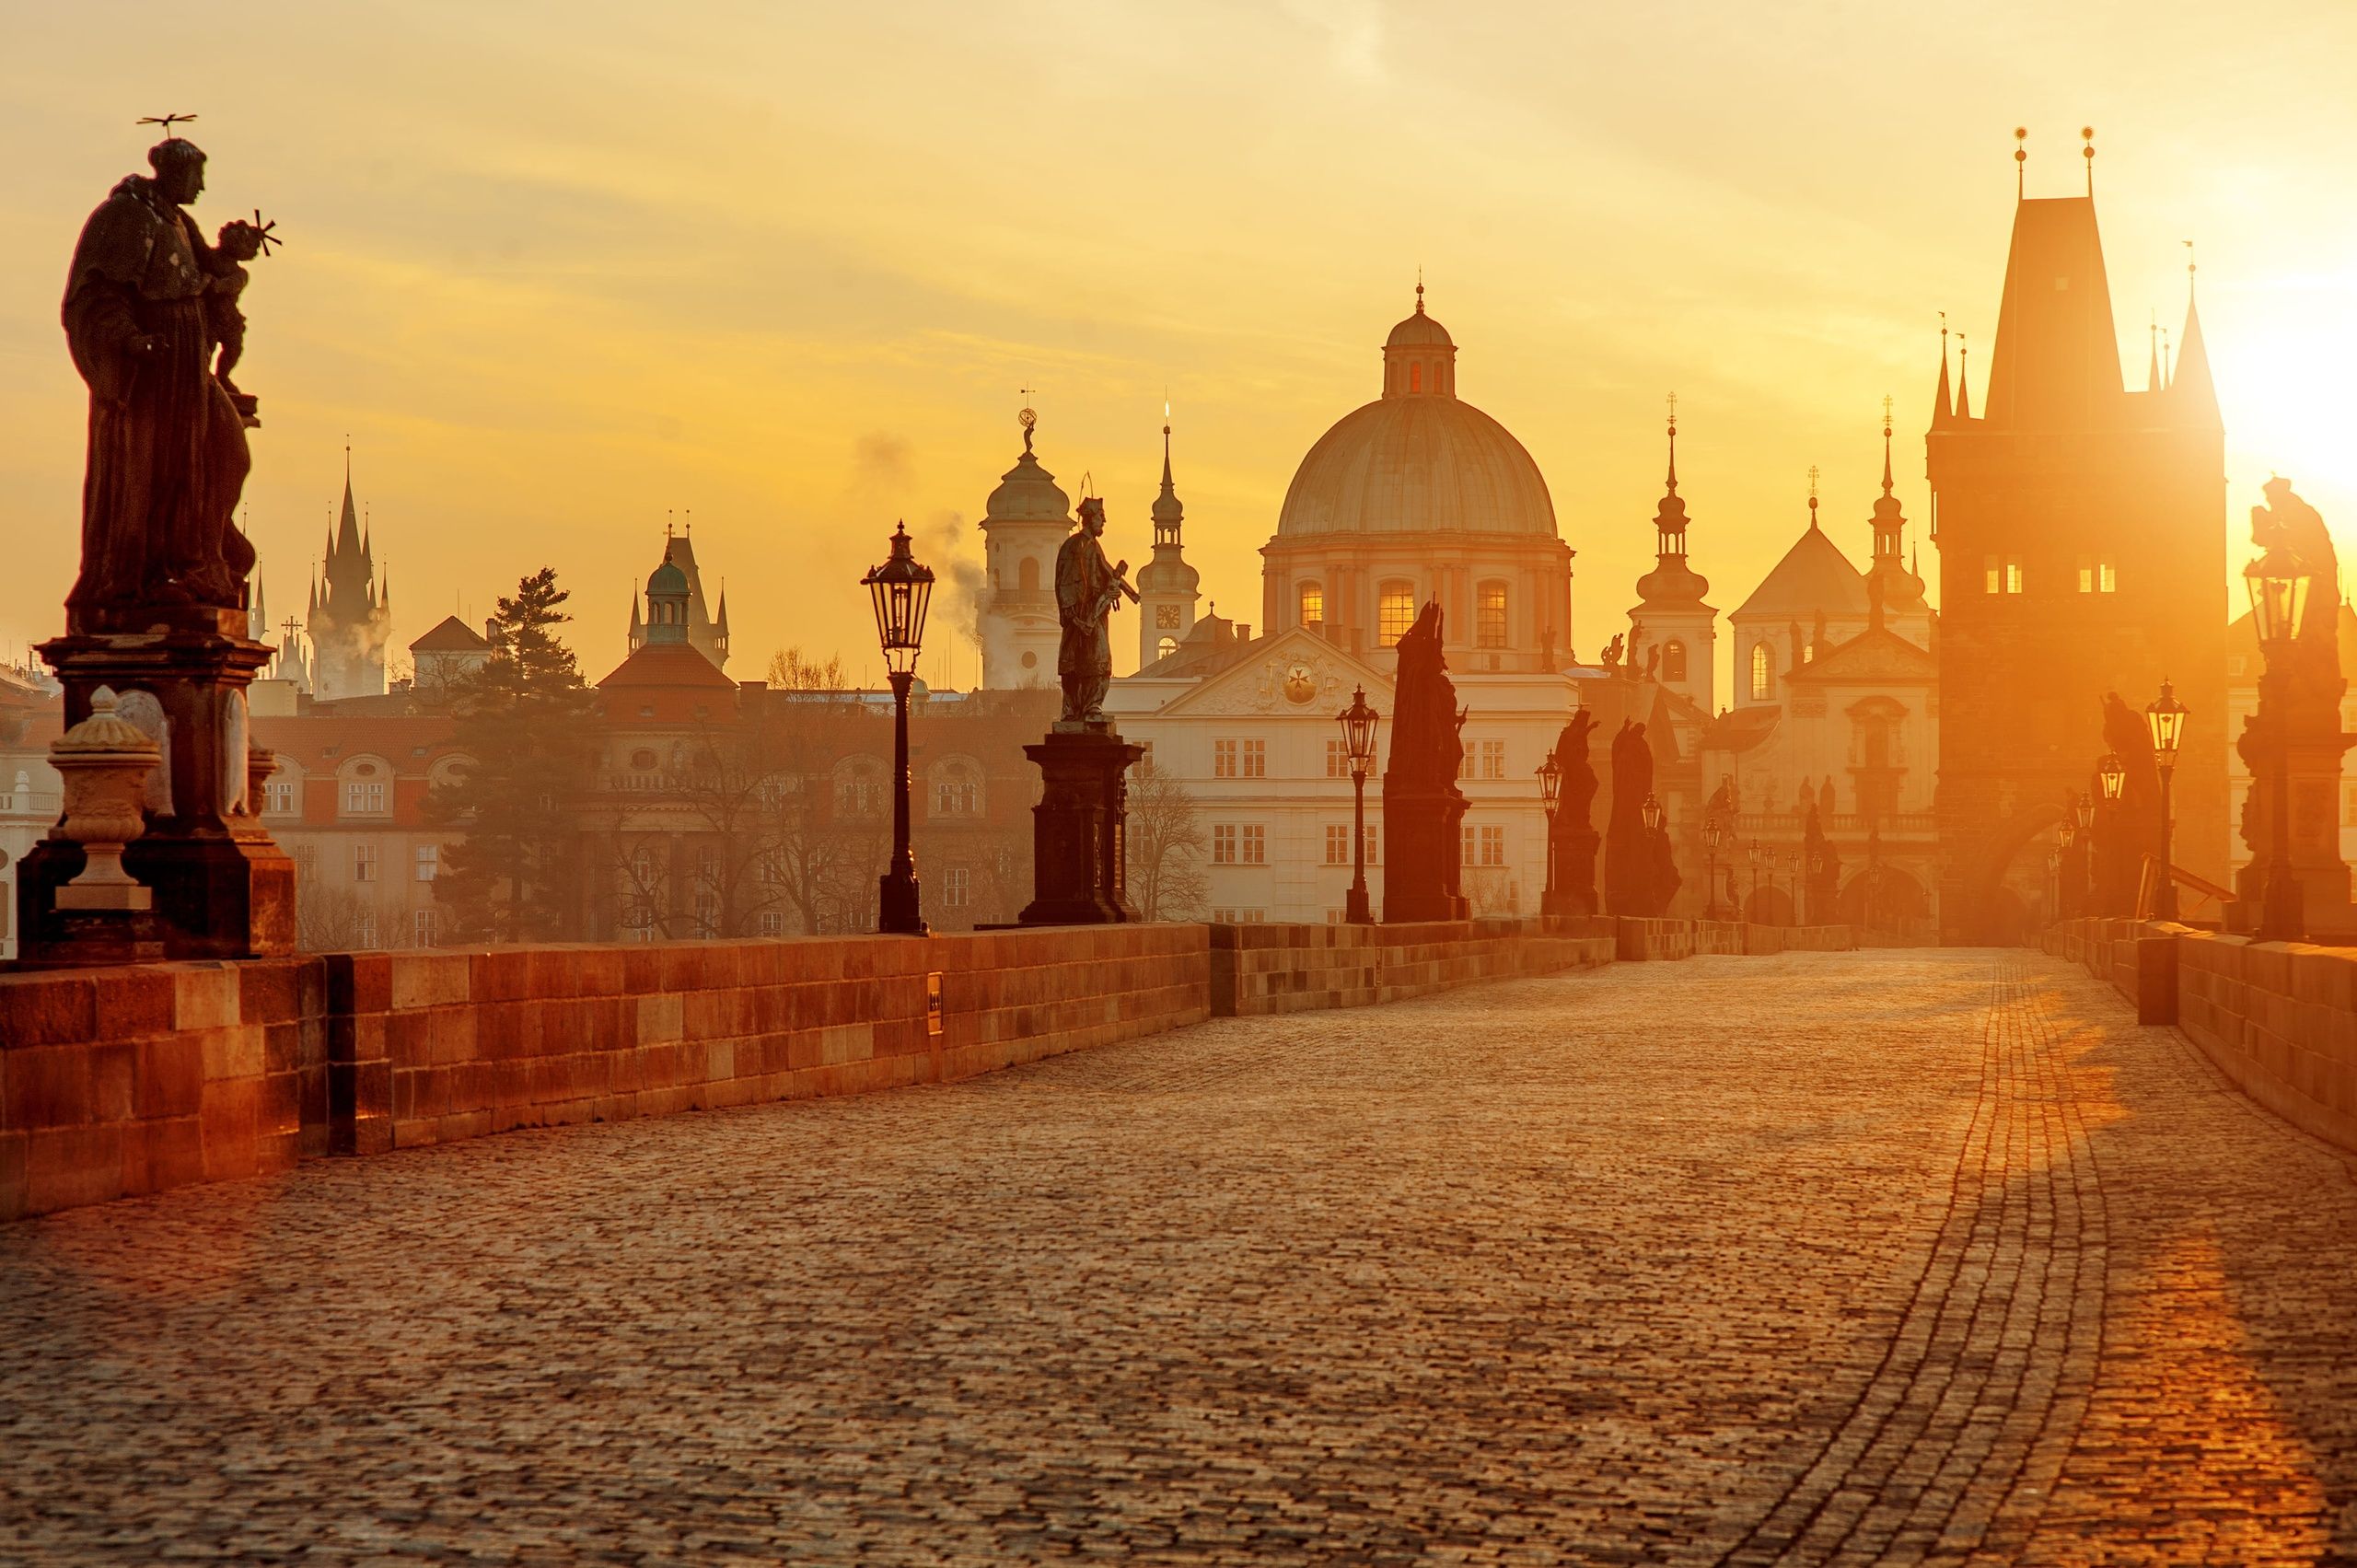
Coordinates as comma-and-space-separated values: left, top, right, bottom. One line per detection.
1276, 297, 1555, 538
647, 554, 689, 597
985, 448, 1071, 525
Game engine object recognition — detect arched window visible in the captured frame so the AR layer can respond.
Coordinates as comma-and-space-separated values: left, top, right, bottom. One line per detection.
1156, 636, 1178, 659
1409, 363, 1422, 393
932, 758, 982, 819
1476, 582, 1508, 648
1298, 581, 1324, 628
1663, 640, 1688, 682
1749, 641, 1772, 701
1017, 557, 1039, 593
1377, 582, 1417, 647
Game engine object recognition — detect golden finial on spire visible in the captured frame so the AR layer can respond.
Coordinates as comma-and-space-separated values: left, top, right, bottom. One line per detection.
1415, 266, 1425, 314
1807, 465, 1821, 528
2014, 126, 2027, 198
1882, 393, 1894, 436
1017, 384, 1038, 454
2183, 238, 2197, 293
2082, 125, 2095, 194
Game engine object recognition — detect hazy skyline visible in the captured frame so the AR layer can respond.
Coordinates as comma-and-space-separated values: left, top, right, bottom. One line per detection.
6, 0, 2351, 690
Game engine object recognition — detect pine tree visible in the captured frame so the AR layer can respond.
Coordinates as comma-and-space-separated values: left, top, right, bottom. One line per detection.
427, 568, 595, 942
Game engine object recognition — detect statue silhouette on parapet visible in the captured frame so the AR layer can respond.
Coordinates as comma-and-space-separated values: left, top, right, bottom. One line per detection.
2096, 691, 2164, 915
63, 128, 277, 630
1053, 495, 1136, 727
1547, 708, 1601, 917
1604, 719, 1663, 916
1803, 803, 1839, 925
2235, 477, 2354, 919
1381, 600, 1469, 922
1599, 633, 1624, 674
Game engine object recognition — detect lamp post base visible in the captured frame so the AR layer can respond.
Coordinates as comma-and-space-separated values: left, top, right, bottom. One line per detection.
878, 872, 928, 936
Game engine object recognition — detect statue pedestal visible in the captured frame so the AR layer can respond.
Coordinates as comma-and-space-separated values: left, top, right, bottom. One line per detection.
17, 612, 296, 963
1018, 725, 1144, 926
1381, 782, 1469, 923
1544, 827, 1601, 918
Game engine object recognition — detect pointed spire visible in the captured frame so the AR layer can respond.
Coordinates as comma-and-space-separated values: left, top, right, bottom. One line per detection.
1665, 391, 1679, 494
1955, 333, 1972, 420
2173, 242, 2219, 425
1806, 465, 1821, 532
1933, 313, 1954, 428
1415, 266, 1425, 315
1880, 395, 1896, 495
715, 586, 730, 639
1151, 399, 1185, 536
2014, 126, 2027, 201
2082, 125, 2096, 196
2147, 311, 2162, 392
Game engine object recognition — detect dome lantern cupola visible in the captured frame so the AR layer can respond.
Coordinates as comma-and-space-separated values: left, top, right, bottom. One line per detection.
1382, 279, 1457, 400
645, 540, 691, 645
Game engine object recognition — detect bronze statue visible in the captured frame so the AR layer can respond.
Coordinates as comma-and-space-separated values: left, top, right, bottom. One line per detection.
1548, 709, 1601, 916
1053, 496, 1136, 725
1381, 601, 1469, 922
62, 131, 275, 630
1603, 720, 1655, 915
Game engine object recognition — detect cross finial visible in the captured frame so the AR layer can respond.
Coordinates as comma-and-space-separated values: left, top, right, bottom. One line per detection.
1882, 393, 1895, 434
2183, 238, 2197, 289
2082, 125, 2096, 195
1807, 464, 1819, 497
2014, 126, 2027, 198
137, 112, 197, 138
1415, 266, 1425, 313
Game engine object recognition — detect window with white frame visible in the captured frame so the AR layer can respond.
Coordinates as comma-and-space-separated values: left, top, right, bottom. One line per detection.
1365, 822, 1381, 865
934, 763, 981, 818
945, 865, 971, 907
1324, 824, 1351, 865
1241, 739, 1266, 778
343, 778, 387, 816
1326, 739, 1350, 778
413, 844, 438, 882
1241, 825, 1266, 865
1212, 825, 1237, 865
356, 905, 377, 948
354, 842, 380, 883
412, 906, 437, 947
1213, 739, 1238, 778
759, 910, 788, 936
1479, 824, 1506, 866
266, 775, 296, 815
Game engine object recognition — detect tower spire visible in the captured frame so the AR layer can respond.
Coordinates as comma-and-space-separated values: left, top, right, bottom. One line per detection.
1933, 312, 1954, 428
1806, 465, 1820, 532
2014, 126, 2027, 201
1665, 392, 1678, 493
1881, 394, 1896, 495
2082, 125, 2095, 196
1955, 333, 1972, 420
2172, 239, 2219, 425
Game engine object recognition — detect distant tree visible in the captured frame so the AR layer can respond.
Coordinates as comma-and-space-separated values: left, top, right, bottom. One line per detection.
426, 568, 595, 943
295, 883, 393, 953
768, 645, 852, 691
1125, 757, 1207, 921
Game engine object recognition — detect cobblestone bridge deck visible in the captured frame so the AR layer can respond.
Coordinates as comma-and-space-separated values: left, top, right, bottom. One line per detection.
5, 950, 2355, 1564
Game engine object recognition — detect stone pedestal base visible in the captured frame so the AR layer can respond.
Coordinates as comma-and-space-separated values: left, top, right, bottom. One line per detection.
1381, 783, 1469, 923
1018, 726, 1144, 926
17, 613, 296, 963
1544, 828, 1601, 918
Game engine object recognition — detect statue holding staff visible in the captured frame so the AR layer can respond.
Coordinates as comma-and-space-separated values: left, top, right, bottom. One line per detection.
1054, 494, 1137, 725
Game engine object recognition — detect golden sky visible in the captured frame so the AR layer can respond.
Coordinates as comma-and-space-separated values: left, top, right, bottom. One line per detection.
5, 1, 2353, 694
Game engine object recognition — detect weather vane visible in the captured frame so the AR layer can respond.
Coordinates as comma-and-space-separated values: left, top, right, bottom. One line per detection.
137, 112, 198, 137
1017, 385, 1037, 454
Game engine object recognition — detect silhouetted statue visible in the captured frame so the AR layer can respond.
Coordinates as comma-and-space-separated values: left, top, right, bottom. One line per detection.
1803, 804, 1840, 925
1604, 720, 1658, 915
2234, 478, 2354, 922
1053, 496, 1134, 726
1381, 601, 1469, 922
1599, 633, 1624, 673
2096, 691, 2164, 915
63, 134, 275, 630
1547, 709, 1601, 916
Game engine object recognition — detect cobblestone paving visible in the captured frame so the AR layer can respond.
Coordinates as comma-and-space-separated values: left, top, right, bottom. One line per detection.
4, 950, 2356, 1565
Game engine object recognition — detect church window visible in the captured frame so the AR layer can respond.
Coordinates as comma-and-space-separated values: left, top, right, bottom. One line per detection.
1212, 825, 1237, 865
1664, 641, 1688, 682
1326, 738, 1350, 778
1299, 582, 1324, 628
1749, 642, 1772, 702
1324, 824, 1351, 865
1241, 739, 1267, 778
1018, 557, 1039, 593
1477, 583, 1508, 648
1378, 583, 1417, 646
1410, 363, 1422, 393
1213, 738, 1238, 778
1156, 637, 1178, 660
1241, 825, 1266, 865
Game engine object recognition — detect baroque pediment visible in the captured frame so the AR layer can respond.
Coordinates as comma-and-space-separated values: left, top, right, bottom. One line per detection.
1151, 629, 1394, 717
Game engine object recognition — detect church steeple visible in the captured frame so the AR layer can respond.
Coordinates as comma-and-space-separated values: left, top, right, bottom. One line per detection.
2173, 250, 2221, 428
1135, 403, 1202, 668
1955, 335, 1971, 421
1932, 317, 1955, 428
1631, 395, 1715, 709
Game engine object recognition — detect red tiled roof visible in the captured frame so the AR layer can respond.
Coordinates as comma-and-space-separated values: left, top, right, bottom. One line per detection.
597, 641, 739, 692
410, 615, 490, 653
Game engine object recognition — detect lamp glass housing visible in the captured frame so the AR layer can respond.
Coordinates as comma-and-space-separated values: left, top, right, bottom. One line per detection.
2245, 543, 2316, 654
2074, 791, 2094, 830
1337, 686, 1380, 775
1640, 793, 1666, 832
2144, 680, 2189, 768
2097, 752, 2126, 803
863, 522, 935, 678
1536, 754, 1562, 809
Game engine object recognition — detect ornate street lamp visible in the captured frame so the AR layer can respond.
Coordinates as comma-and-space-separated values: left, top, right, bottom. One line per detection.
1748, 838, 1762, 923
1782, 845, 1799, 926
864, 522, 934, 935
2144, 679, 2189, 921
1702, 812, 1725, 921
1339, 685, 1380, 924
2056, 812, 2078, 920
2247, 540, 2319, 940
1536, 749, 1562, 916
2097, 752, 2126, 805
1807, 842, 1827, 926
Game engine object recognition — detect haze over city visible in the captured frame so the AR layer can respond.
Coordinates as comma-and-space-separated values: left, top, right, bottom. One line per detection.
6, 0, 2353, 688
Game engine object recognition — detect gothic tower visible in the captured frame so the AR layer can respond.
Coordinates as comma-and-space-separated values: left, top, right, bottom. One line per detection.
1864, 405, 1933, 652
626, 523, 729, 671
1628, 402, 1716, 711
977, 402, 1072, 689
1135, 412, 1201, 668
308, 459, 394, 701
1928, 164, 2225, 941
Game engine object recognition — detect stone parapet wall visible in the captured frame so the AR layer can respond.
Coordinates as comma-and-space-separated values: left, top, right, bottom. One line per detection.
2047, 915, 2357, 1156
0, 958, 324, 1221
1208, 918, 1614, 1017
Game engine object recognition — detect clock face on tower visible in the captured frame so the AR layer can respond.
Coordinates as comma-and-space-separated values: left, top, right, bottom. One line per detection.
1156, 605, 1181, 629
1283, 661, 1318, 704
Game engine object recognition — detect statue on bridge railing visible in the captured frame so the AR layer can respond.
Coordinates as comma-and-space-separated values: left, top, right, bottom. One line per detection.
1546, 709, 1600, 917
1605, 720, 1673, 917
1381, 601, 1469, 922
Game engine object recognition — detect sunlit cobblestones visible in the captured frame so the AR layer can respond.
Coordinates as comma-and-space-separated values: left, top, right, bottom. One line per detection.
1, 950, 2352, 1563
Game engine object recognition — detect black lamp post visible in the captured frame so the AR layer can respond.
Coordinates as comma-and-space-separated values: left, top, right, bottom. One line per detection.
1702, 813, 1724, 921
2095, 752, 2126, 917
864, 522, 934, 935
2247, 540, 2317, 941
1639, 794, 1668, 915
2057, 809, 2078, 920
1807, 842, 1827, 926
1339, 685, 1380, 924
2144, 679, 2189, 921
1748, 839, 1761, 923
1536, 749, 1562, 914
1782, 846, 1799, 925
